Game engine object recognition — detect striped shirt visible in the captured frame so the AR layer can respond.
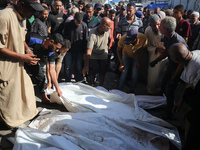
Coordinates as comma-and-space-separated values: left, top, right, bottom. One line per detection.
31, 18, 48, 38
116, 15, 143, 36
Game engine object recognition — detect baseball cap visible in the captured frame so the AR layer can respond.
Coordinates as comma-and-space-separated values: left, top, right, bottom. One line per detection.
20, 0, 44, 11
135, 10, 143, 18
124, 28, 138, 45
94, 3, 102, 9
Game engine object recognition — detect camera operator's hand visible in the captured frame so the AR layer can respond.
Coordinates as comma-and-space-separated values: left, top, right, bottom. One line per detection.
149, 60, 158, 67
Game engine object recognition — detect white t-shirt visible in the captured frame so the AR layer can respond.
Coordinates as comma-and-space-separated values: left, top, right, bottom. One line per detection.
181, 50, 200, 88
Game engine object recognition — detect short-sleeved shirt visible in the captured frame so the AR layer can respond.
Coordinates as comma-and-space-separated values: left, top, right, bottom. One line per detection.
118, 33, 148, 58
181, 50, 200, 88
164, 32, 188, 71
175, 19, 192, 38
116, 15, 143, 35
31, 18, 48, 37
63, 20, 88, 53
47, 12, 67, 34
87, 27, 110, 59
83, 16, 100, 34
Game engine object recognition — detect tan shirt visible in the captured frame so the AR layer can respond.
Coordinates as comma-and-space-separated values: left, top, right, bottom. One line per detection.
87, 27, 110, 59
0, 7, 38, 127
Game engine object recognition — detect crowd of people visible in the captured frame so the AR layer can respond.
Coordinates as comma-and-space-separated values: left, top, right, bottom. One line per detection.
0, 0, 200, 149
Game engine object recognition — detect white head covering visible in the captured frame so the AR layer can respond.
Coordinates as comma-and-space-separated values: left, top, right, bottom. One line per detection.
157, 11, 166, 20
191, 11, 199, 18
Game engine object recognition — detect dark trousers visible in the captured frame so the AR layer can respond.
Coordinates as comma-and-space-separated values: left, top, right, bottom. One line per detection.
183, 80, 200, 150
161, 66, 179, 114
24, 63, 46, 94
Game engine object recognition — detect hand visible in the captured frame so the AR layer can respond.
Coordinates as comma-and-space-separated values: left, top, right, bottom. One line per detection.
172, 99, 183, 114
149, 60, 158, 67
22, 53, 40, 65
116, 34, 121, 39
118, 64, 124, 71
155, 47, 165, 55
57, 88, 62, 97
82, 66, 89, 76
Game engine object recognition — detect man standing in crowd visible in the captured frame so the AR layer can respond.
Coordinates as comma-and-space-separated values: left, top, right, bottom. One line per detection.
0, 0, 43, 128
93, 3, 103, 20
116, 1, 124, 16
47, 0, 67, 35
82, 17, 112, 86
65, 7, 79, 23
101, 4, 111, 18
116, 2, 143, 39
83, 4, 100, 33
63, 12, 88, 82
143, 8, 154, 31
145, 14, 168, 95
173, 4, 192, 43
117, 28, 147, 93
31, 7, 49, 37
169, 43, 200, 150
150, 16, 188, 119
188, 11, 200, 50
77, 0, 85, 16
154, 7, 160, 14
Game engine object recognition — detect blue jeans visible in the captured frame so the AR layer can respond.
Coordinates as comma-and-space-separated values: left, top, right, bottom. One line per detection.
118, 55, 138, 92
64, 52, 83, 82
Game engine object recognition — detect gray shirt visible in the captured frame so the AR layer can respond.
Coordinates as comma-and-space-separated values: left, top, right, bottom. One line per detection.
87, 27, 110, 59
116, 15, 143, 35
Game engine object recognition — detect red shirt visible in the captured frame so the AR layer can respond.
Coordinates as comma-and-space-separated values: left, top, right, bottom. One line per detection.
175, 19, 192, 38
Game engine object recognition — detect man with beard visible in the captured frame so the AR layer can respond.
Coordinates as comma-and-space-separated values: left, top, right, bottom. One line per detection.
150, 16, 188, 119
47, 0, 67, 35
31, 7, 49, 37
82, 17, 112, 86
188, 11, 200, 50
26, 33, 64, 102
83, 4, 100, 34
93, 3, 103, 20
116, 2, 143, 39
145, 14, 168, 95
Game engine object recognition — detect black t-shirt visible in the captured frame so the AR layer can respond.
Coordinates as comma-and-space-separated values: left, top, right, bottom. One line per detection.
47, 12, 67, 34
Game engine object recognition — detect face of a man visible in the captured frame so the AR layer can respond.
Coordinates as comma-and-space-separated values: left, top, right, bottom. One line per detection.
159, 20, 165, 35
189, 14, 198, 24
94, 8, 101, 16
85, 7, 93, 20
53, 1, 62, 14
109, 13, 115, 21
126, 6, 136, 19
117, 2, 123, 11
78, 4, 83, 11
40, 10, 48, 21
105, 8, 111, 17
48, 42, 62, 52
173, 9, 183, 20
150, 20, 161, 35
102, 22, 111, 32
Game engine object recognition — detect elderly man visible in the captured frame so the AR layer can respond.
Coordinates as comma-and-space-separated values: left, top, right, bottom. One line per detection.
0, 0, 43, 128
169, 43, 200, 150
117, 28, 148, 93
188, 11, 200, 50
82, 17, 112, 86
150, 16, 188, 119
145, 14, 168, 95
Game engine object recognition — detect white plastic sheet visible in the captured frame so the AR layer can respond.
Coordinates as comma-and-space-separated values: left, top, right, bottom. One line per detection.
13, 83, 181, 150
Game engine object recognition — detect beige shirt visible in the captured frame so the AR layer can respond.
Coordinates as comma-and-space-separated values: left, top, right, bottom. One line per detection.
87, 27, 110, 59
0, 7, 38, 127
